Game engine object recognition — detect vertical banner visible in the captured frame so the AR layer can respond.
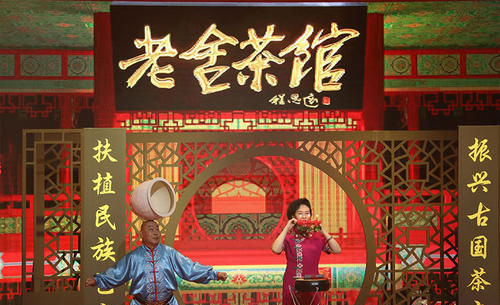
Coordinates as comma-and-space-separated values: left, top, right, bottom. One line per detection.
82, 128, 126, 305
459, 126, 499, 305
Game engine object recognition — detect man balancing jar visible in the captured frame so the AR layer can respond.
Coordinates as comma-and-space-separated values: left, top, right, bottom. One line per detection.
86, 220, 228, 305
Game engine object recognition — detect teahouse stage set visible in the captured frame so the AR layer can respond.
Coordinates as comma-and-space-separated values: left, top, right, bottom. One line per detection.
0, 1, 498, 305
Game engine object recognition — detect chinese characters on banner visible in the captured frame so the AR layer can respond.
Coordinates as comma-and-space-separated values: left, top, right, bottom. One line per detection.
82, 129, 126, 305
111, 4, 366, 111
458, 126, 500, 305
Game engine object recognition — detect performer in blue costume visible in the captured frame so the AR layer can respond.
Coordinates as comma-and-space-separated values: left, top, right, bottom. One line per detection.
85, 220, 228, 305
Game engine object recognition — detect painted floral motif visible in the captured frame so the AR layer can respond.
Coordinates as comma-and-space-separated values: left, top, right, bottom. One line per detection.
231, 273, 247, 285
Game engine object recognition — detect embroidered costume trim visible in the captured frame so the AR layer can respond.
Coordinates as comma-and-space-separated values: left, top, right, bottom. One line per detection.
294, 237, 304, 278
144, 246, 169, 302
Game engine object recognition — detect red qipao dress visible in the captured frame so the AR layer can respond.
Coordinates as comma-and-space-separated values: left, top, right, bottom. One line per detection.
282, 231, 330, 305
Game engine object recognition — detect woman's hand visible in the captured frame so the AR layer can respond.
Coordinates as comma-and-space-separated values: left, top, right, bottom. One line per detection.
320, 226, 342, 254
320, 225, 329, 237
285, 218, 297, 231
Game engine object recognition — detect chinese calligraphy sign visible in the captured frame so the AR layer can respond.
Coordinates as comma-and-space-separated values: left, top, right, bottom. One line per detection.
111, 4, 367, 111
458, 127, 500, 305
83, 129, 126, 305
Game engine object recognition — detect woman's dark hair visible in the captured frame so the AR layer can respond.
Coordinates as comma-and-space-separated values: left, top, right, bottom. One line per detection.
286, 198, 312, 220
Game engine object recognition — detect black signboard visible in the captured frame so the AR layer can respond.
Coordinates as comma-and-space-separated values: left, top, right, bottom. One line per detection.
111, 2, 367, 111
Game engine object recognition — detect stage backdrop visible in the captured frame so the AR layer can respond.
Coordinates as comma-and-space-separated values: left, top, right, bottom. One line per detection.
110, 3, 366, 111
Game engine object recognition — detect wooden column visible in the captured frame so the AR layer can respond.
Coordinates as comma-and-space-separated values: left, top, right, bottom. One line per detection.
362, 13, 384, 130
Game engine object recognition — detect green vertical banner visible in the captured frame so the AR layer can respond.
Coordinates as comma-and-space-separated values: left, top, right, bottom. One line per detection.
459, 126, 499, 305
82, 128, 126, 305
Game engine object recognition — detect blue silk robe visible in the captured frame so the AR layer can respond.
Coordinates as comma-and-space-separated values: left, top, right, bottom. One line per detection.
94, 244, 218, 305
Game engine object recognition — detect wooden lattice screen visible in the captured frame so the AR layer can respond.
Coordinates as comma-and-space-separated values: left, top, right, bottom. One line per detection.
23, 130, 458, 305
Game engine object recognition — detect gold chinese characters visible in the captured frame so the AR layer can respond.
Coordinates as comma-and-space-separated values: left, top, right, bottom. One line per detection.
465, 137, 494, 300
119, 23, 359, 94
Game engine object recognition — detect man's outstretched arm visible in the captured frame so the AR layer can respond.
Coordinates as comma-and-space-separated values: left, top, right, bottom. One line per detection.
85, 255, 132, 289
171, 248, 227, 284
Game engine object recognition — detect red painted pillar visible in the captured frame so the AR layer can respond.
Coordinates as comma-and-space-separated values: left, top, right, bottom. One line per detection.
60, 95, 73, 129
407, 94, 419, 130
351, 13, 385, 238
94, 12, 116, 127
362, 13, 384, 130
59, 95, 72, 189
408, 94, 420, 181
